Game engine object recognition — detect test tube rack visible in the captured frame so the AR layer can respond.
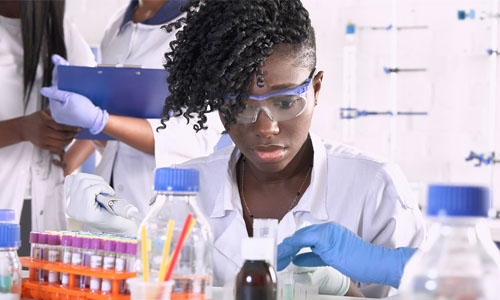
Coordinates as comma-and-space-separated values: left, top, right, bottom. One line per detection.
20, 257, 136, 300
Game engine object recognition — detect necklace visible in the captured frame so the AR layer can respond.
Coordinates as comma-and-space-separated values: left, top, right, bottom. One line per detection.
239, 157, 313, 219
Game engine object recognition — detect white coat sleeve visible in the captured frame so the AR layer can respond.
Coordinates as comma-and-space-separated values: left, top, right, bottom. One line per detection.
63, 17, 96, 67
359, 162, 426, 298
149, 111, 224, 168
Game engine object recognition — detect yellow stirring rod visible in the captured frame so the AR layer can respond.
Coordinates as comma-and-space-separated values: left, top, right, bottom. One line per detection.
158, 220, 174, 282
141, 226, 149, 282
164, 218, 197, 280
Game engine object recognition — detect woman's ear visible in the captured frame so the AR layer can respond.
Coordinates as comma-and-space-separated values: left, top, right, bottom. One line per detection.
313, 71, 324, 105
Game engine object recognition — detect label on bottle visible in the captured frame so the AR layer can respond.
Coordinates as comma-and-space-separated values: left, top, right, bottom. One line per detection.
62, 250, 71, 263
103, 256, 115, 269
90, 254, 102, 268
90, 277, 101, 291
48, 249, 60, 283
72, 252, 82, 265
115, 257, 126, 272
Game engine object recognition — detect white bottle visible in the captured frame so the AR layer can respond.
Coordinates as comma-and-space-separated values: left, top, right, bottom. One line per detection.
137, 168, 213, 299
399, 184, 500, 299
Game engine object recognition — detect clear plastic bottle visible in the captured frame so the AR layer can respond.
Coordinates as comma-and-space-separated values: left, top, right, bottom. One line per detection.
47, 234, 61, 284
235, 237, 277, 300
101, 240, 116, 293
60, 235, 73, 286
253, 219, 278, 269
0, 209, 21, 299
342, 21, 357, 141
399, 184, 500, 299
137, 167, 213, 299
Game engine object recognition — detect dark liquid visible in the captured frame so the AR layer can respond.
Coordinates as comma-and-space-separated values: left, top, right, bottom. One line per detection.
235, 260, 277, 300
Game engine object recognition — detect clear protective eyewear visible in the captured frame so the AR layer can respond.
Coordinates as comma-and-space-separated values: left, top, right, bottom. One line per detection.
234, 69, 316, 124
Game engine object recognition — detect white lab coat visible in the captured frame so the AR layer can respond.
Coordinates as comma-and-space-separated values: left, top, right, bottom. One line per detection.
0, 15, 95, 230
176, 132, 425, 298
94, 3, 223, 214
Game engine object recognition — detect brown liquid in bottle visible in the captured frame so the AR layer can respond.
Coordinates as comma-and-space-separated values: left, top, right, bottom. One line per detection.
235, 260, 277, 300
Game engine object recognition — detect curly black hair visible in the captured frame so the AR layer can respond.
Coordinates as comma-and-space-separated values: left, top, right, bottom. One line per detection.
158, 0, 316, 132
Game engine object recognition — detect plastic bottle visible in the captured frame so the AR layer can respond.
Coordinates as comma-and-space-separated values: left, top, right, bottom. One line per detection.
60, 235, 73, 286
235, 237, 277, 300
37, 233, 48, 282
47, 234, 61, 284
253, 219, 278, 269
29, 232, 40, 281
101, 240, 116, 293
137, 167, 213, 299
399, 184, 500, 299
71, 236, 83, 286
89, 238, 103, 291
0, 210, 21, 300
114, 241, 128, 293
80, 237, 93, 289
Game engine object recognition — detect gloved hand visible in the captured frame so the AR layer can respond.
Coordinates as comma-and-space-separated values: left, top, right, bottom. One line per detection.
40, 54, 109, 135
65, 173, 138, 237
284, 264, 350, 296
277, 222, 417, 288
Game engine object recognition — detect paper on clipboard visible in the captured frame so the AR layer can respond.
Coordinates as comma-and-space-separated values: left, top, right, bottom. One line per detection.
58, 65, 169, 140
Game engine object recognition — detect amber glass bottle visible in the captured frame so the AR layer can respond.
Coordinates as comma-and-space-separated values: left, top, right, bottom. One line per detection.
235, 237, 277, 300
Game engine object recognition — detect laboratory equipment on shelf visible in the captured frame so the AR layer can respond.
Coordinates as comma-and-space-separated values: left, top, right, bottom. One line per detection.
399, 184, 500, 299
383, 67, 427, 74
465, 151, 500, 167
340, 108, 428, 119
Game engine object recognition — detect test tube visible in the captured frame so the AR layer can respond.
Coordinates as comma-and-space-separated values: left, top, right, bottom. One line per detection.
47, 234, 61, 284
253, 218, 278, 269
80, 237, 93, 289
89, 238, 103, 291
101, 240, 116, 293
125, 242, 137, 295
71, 236, 83, 286
38, 233, 48, 282
60, 235, 73, 286
114, 241, 128, 293
29, 232, 40, 281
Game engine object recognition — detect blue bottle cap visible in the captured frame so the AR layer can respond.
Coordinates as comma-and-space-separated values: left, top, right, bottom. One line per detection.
457, 10, 466, 20
154, 168, 200, 192
0, 209, 15, 222
427, 184, 490, 217
0, 223, 21, 248
346, 23, 356, 34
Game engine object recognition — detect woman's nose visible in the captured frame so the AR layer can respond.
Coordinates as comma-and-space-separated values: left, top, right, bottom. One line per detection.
252, 108, 279, 138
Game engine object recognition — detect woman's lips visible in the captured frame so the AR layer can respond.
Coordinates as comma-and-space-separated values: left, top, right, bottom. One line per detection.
252, 145, 285, 163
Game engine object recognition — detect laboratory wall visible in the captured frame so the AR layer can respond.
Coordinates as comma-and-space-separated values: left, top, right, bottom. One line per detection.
66, 0, 500, 210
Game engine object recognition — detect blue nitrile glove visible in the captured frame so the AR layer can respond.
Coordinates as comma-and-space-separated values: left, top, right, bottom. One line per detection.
41, 86, 109, 135
277, 223, 417, 288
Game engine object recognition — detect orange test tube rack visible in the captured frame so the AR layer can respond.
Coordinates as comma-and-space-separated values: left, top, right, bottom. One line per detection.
20, 256, 137, 300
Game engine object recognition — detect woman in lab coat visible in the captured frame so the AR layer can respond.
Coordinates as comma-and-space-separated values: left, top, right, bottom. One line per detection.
41, 0, 223, 214
65, 0, 425, 297
0, 0, 95, 231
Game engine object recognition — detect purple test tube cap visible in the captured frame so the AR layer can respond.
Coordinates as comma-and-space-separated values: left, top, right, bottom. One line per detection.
115, 241, 127, 254
72, 236, 83, 249
90, 238, 103, 250
48, 234, 61, 246
38, 233, 49, 245
61, 235, 72, 247
29, 232, 40, 244
126, 242, 137, 255
103, 240, 116, 252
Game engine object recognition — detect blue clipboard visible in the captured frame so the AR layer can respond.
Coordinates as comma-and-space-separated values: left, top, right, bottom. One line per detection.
58, 65, 169, 140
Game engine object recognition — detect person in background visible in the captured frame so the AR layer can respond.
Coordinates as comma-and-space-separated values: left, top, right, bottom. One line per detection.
63, 0, 425, 297
41, 0, 224, 215
0, 0, 95, 253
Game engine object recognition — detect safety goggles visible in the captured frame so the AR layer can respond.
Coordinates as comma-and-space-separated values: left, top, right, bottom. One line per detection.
230, 69, 316, 124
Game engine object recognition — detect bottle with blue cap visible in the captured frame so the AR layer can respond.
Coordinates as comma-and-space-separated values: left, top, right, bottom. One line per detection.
136, 167, 213, 299
0, 209, 21, 299
399, 184, 500, 299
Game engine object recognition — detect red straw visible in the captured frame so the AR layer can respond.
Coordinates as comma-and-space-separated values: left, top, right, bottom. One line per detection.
164, 213, 193, 281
